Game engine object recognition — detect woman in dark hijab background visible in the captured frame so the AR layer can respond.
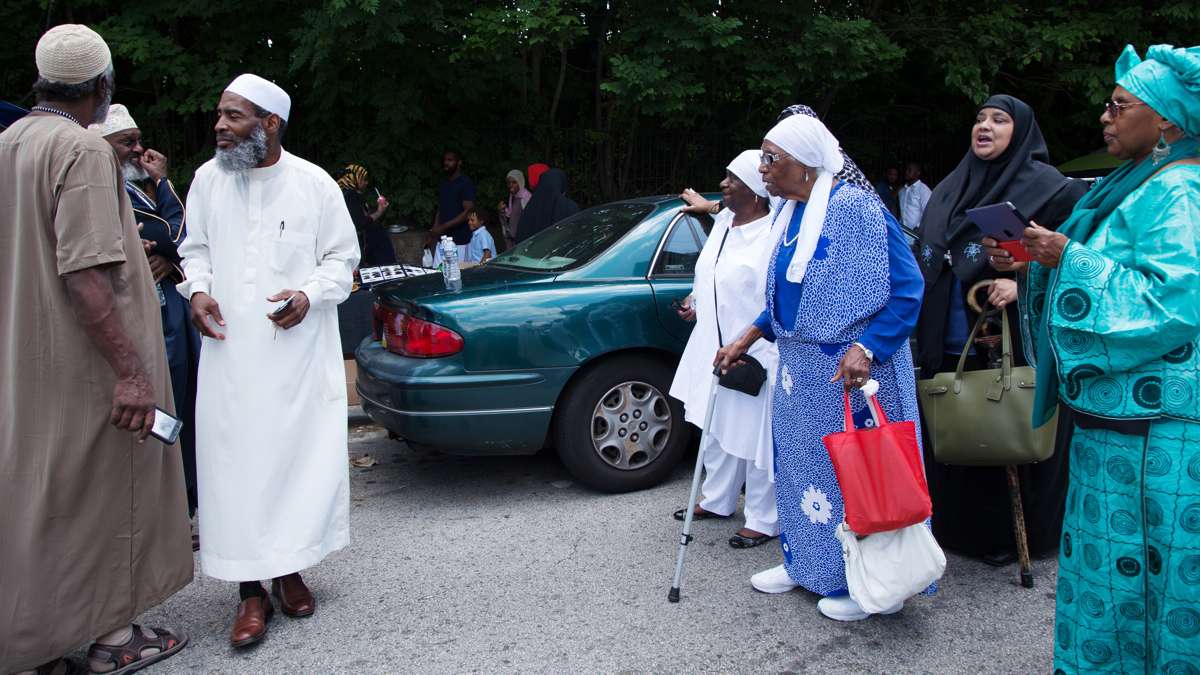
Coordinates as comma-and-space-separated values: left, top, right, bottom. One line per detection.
516, 168, 578, 242
916, 94, 1087, 562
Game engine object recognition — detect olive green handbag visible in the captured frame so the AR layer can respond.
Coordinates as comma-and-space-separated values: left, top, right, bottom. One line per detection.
917, 306, 1057, 466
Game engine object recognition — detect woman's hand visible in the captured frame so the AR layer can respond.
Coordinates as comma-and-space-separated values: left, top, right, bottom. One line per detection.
713, 327, 762, 374
680, 188, 719, 215
987, 278, 1018, 309
1022, 221, 1069, 268
980, 236, 1026, 273
831, 344, 871, 391
675, 295, 696, 322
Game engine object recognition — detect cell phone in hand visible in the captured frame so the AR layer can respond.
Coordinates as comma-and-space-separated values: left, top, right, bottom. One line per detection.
271, 296, 294, 317
151, 407, 183, 445
966, 201, 1035, 262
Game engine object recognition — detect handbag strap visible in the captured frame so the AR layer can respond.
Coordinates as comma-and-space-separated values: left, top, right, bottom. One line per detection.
841, 389, 891, 432
953, 302, 1014, 391
711, 226, 732, 347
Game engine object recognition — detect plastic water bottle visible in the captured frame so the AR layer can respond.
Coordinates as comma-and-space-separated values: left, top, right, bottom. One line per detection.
441, 236, 462, 291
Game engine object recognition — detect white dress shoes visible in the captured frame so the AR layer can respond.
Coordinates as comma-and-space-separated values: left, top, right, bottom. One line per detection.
817, 594, 904, 622
750, 564, 799, 594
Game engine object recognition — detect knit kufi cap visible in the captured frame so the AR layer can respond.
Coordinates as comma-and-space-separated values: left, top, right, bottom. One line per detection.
36, 24, 112, 85
89, 103, 137, 136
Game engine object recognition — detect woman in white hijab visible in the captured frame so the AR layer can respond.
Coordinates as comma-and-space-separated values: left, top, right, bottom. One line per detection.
670, 150, 780, 548
716, 116, 926, 621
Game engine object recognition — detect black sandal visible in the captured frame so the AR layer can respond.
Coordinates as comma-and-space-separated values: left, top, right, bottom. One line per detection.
728, 532, 777, 548
87, 625, 188, 675
672, 507, 730, 521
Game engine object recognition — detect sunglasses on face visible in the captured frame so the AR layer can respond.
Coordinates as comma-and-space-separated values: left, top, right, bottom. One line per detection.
1104, 100, 1148, 117
760, 150, 789, 167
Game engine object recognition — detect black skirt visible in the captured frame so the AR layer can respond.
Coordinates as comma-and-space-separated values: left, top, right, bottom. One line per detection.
917, 298, 1072, 558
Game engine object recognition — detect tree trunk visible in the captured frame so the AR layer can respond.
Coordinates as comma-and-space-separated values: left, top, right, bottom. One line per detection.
548, 42, 568, 125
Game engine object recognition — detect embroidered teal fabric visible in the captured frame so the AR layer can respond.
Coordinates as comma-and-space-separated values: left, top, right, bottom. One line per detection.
1023, 139, 1200, 427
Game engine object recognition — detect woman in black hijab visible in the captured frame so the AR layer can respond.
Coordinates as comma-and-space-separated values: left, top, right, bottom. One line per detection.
515, 168, 578, 242
916, 94, 1087, 562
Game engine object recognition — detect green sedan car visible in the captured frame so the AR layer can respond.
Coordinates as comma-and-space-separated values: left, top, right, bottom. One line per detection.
355, 195, 717, 492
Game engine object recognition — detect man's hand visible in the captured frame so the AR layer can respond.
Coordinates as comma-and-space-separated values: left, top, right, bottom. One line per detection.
1022, 221, 1069, 268
141, 148, 168, 183
831, 344, 871, 390
111, 371, 156, 441
147, 254, 172, 283
190, 291, 226, 339
267, 290, 310, 329
987, 278, 1018, 309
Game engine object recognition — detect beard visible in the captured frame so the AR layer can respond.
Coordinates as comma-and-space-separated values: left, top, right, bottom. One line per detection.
122, 158, 149, 182
215, 124, 268, 173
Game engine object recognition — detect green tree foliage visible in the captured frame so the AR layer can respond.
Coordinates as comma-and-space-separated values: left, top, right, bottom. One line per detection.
2, 0, 1196, 224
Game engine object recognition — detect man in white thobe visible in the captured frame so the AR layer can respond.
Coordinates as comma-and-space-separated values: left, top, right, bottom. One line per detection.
177, 74, 359, 648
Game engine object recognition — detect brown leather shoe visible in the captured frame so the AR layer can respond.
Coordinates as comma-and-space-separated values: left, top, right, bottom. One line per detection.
230, 596, 273, 648
271, 574, 316, 617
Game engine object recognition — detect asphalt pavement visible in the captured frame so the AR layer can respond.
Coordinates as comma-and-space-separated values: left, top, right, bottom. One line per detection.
87, 423, 1059, 673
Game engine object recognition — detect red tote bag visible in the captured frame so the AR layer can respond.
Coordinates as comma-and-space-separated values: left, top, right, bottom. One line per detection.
822, 390, 931, 535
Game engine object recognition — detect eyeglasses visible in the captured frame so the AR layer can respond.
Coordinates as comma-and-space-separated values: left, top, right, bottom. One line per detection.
760, 150, 790, 167
1104, 100, 1148, 117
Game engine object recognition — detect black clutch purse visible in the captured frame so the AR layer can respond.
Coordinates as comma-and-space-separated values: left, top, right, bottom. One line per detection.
718, 353, 768, 396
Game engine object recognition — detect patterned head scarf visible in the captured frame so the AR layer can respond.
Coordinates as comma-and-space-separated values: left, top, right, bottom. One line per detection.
337, 163, 368, 191
778, 104, 879, 201
1116, 44, 1200, 137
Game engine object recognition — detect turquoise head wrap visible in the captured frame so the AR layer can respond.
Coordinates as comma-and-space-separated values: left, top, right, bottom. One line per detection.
1024, 44, 1200, 428
1116, 43, 1200, 137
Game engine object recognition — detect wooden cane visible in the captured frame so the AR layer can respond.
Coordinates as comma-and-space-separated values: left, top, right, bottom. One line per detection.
1005, 465, 1035, 588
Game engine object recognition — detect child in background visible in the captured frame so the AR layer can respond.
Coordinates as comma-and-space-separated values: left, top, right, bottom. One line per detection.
464, 207, 497, 264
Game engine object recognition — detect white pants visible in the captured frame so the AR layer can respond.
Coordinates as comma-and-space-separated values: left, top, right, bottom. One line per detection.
698, 439, 778, 536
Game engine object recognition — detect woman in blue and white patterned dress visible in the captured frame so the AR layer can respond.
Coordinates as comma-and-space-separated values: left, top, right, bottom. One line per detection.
715, 114, 926, 621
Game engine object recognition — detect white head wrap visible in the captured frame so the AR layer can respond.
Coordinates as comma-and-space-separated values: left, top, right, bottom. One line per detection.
725, 149, 768, 198
224, 73, 291, 122
764, 115, 845, 283
36, 24, 112, 85
88, 103, 137, 136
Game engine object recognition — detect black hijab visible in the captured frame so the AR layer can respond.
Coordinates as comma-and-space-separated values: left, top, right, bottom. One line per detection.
915, 95, 1086, 374
516, 168, 579, 242
917, 95, 1086, 284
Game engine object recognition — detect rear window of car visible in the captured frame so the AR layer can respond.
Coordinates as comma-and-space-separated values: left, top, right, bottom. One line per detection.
490, 203, 655, 272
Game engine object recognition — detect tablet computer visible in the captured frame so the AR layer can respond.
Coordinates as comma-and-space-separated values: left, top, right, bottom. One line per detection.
966, 201, 1034, 262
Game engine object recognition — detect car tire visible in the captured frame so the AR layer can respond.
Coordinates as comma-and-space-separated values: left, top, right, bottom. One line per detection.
554, 355, 687, 493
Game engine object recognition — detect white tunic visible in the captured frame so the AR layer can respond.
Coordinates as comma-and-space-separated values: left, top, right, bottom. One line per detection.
669, 209, 780, 477
178, 151, 360, 580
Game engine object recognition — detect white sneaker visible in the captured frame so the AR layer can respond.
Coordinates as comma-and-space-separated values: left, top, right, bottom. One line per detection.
817, 595, 904, 622
751, 564, 799, 593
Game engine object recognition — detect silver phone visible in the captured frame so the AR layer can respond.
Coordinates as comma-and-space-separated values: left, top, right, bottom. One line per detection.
151, 407, 183, 445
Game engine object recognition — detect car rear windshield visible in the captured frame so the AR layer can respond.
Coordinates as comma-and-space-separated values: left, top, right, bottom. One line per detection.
489, 202, 655, 272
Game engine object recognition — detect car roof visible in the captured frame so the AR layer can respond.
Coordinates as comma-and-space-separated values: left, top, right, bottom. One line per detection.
598, 193, 721, 208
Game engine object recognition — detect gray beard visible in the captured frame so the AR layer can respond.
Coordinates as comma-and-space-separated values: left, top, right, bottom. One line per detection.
215, 125, 268, 173
123, 159, 149, 182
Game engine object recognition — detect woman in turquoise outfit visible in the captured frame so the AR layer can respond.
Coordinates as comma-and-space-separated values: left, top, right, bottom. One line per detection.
985, 44, 1200, 673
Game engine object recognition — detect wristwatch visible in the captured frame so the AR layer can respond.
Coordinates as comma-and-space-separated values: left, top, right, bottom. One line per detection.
852, 342, 874, 361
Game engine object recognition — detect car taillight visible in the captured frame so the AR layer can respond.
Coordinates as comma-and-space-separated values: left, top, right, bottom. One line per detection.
372, 302, 463, 358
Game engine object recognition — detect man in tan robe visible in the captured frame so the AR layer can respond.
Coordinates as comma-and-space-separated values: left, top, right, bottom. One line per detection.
0, 24, 192, 674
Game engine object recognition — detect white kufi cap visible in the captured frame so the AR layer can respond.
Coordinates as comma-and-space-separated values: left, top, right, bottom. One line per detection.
89, 103, 137, 136
224, 73, 291, 122
36, 24, 112, 85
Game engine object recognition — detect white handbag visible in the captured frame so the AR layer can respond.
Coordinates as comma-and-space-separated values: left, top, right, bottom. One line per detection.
836, 522, 947, 614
